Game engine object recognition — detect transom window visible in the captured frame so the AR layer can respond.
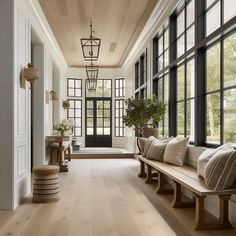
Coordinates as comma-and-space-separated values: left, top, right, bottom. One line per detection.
115, 78, 125, 97
67, 78, 82, 97
86, 79, 112, 97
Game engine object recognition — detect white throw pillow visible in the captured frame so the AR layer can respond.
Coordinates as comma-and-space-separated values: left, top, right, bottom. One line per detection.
197, 143, 234, 178
142, 136, 157, 157
147, 142, 168, 162
163, 137, 189, 166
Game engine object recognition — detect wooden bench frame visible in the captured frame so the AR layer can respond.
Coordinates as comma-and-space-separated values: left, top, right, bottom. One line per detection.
136, 154, 236, 230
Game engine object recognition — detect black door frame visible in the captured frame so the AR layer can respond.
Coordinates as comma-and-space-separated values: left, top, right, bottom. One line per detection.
85, 97, 112, 147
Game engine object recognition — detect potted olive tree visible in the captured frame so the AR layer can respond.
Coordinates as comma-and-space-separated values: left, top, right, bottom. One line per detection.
123, 96, 166, 138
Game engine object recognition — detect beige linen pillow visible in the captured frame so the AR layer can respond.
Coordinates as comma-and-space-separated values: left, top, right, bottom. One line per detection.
147, 142, 167, 162
163, 137, 189, 166
142, 136, 157, 158
138, 137, 148, 154
197, 143, 234, 178
204, 150, 236, 190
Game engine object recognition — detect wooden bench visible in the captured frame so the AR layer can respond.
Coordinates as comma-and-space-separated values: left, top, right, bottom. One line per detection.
135, 148, 236, 230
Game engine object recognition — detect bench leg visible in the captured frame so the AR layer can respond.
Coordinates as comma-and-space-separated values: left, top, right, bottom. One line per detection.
172, 181, 195, 208
68, 146, 71, 161
193, 194, 232, 230
156, 172, 173, 194
219, 195, 232, 228
138, 160, 146, 178
145, 165, 154, 183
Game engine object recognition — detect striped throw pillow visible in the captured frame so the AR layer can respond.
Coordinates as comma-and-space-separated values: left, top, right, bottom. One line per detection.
204, 150, 236, 190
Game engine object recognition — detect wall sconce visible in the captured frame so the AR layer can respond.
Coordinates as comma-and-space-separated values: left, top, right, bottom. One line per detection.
20, 63, 39, 88
50, 90, 58, 101
62, 100, 70, 110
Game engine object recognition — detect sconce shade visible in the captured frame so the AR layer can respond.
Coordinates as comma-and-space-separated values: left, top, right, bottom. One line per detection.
63, 100, 70, 109
50, 90, 58, 101
23, 63, 39, 82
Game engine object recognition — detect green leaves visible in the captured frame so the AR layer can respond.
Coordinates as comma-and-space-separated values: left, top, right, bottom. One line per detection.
123, 96, 166, 130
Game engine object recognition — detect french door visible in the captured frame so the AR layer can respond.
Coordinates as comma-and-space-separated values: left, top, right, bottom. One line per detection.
85, 98, 112, 147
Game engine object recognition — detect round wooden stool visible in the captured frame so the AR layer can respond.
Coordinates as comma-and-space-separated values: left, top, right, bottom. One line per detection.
33, 165, 60, 203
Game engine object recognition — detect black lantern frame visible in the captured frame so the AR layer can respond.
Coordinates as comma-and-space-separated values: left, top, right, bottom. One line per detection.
80, 19, 101, 61
86, 78, 97, 92
86, 64, 99, 81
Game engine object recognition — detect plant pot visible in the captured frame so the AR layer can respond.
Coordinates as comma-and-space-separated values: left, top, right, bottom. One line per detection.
142, 127, 158, 138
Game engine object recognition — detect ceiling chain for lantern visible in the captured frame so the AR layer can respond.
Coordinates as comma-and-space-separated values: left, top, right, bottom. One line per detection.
80, 18, 101, 61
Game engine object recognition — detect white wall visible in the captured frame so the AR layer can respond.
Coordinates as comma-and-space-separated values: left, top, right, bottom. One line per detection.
121, 0, 236, 227
0, 0, 67, 210
64, 67, 130, 148
0, 0, 15, 210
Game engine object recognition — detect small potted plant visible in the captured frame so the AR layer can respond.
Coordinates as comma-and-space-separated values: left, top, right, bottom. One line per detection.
123, 96, 166, 138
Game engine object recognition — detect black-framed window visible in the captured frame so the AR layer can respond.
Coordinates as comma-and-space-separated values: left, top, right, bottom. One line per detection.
115, 99, 125, 137
67, 78, 82, 97
67, 99, 82, 137
86, 79, 112, 98
205, 32, 236, 145
176, 58, 195, 141
153, 25, 169, 75
176, 0, 195, 58
115, 78, 125, 97
205, 0, 236, 37
154, 71, 169, 137
135, 49, 147, 99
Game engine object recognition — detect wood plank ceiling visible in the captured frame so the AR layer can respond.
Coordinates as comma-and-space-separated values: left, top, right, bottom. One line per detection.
38, 0, 157, 67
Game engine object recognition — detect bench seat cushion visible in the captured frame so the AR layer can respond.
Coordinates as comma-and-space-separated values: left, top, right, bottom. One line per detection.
204, 150, 236, 190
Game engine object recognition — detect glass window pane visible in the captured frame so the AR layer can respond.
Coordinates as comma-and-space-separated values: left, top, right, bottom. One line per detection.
75, 89, 81, 97
87, 101, 93, 108
177, 35, 185, 57
164, 75, 169, 102
186, 25, 195, 51
75, 109, 81, 117
177, 10, 185, 37
164, 50, 169, 67
186, 99, 195, 141
177, 66, 185, 101
177, 102, 185, 138
206, 43, 221, 92
104, 109, 110, 117
97, 118, 103, 126
224, 33, 236, 88
206, 2, 221, 36
68, 88, 74, 97
206, 93, 221, 144
224, 0, 236, 23
87, 109, 93, 117
69, 100, 74, 108
87, 118, 93, 127
158, 36, 163, 55
87, 128, 93, 135
158, 56, 163, 72
186, 59, 195, 98
224, 89, 236, 143
75, 80, 81, 88
164, 29, 169, 49
97, 128, 103, 135
104, 128, 110, 135
97, 109, 103, 117
158, 78, 163, 100
104, 118, 110, 126
186, 0, 195, 28
68, 79, 74, 87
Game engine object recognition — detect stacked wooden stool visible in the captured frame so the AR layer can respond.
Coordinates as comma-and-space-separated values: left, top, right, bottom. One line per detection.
32, 165, 60, 203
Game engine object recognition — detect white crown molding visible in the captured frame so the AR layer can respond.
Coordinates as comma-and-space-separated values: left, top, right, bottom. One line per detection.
122, 0, 178, 71
26, 0, 68, 71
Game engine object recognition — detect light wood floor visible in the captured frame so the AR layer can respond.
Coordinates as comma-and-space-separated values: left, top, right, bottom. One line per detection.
0, 159, 236, 236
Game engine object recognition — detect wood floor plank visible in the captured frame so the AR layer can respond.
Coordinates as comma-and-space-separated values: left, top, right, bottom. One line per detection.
0, 159, 236, 236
